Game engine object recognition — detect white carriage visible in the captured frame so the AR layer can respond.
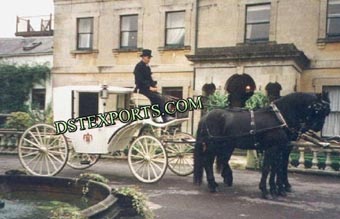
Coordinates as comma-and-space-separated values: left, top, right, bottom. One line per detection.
18, 85, 195, 183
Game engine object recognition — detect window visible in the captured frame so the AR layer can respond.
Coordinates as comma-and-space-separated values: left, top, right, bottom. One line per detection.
77, 17, 93, 50
162, 87, 183, 99
327, 0, 340, 38
32, 89, 46, 110
120, 15, 138, 48
78, 92, 98, 117
245, 4, 271, 42
322, 86, 340, 137
165, 11, 185, 47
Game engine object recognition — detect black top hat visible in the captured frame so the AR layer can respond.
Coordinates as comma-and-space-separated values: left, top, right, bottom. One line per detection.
140, 49, 153, 57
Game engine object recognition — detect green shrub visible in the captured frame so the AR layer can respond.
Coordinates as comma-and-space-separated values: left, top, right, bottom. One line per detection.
207, 91, 269, 111
5, 112, 33, 130
113, 187, 154, 219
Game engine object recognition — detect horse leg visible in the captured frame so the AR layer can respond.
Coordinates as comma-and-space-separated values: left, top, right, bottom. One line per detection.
269, 160, 278, 198
204, 153, 218, 193
282, 144, 293, 193
259, 150, 271, 199
221, 147, 234, 187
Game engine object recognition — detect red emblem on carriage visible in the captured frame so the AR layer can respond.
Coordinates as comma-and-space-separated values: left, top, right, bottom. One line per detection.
83, 133, 93, 143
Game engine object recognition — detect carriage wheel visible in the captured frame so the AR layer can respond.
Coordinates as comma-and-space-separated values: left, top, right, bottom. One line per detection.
18, 124, 68, 176
166, 132, 195, 176
128, 135, 167, 183
66, 141, 100, 170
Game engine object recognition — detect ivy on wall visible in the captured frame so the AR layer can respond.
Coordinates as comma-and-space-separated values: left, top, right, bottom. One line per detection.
0, 63, 50, 113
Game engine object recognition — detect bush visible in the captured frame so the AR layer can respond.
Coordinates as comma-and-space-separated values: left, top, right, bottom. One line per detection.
207, 91, 269, 111
5, 112, 33, 130
113, 187, 154, 219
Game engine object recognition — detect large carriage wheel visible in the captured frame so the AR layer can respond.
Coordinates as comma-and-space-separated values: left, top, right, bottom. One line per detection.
166, 132, 195, 176
66, 140, 100, 170
18, 124, 68, 176
128, 135, 167, 183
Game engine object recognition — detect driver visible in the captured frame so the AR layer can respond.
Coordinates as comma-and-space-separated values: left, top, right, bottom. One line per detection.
133, 49, 175, 123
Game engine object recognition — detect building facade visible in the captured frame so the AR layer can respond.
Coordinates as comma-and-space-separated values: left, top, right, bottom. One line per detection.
53, 0, 340, 136
0, 37, 53, 111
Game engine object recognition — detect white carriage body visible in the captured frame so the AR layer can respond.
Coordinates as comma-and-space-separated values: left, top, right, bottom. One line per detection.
53, 85, 143, 154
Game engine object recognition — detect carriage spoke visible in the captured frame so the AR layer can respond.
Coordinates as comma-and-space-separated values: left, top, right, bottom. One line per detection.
150, 162, 157, 178
183, 158, 194, 168
135, 162, 146, 173
26, 153, 41, 166
35, 127, 44, 145
49, 150, 66, 156
141, 162, 146, 178
44, 154, 50, 175
46, 153, 58, 172
132, 159, 145, 165
28, 131, 41, 145
132, 144, 145, 156
39, 154, 44, 174
48, 136, 61, 147
23, 138, 41, 149
48, 145, 67, 150
21, 151, 39, 158
137, 141, 147, 155
147, 164, 151, 180
31, 154, 42, 172
20, 146, 39, 151
48, 152, 64, 165
130, 154, 144, 159
150, 160, 163, 172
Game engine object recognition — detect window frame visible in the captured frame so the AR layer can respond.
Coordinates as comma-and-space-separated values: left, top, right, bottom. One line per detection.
31, 88, 46, 110
120, 14, 138, 49
165, 10, 186, 48
322, 85, 340, 137
326, 0, 340, 38
76, 17, 94, 50
244, 3, 271, 43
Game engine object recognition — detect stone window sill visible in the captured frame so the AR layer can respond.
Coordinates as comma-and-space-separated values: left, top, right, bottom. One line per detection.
112, 48, 142, 53
71, 49, 99, 54
158, 45, 191, 52
317, 37, 340, 44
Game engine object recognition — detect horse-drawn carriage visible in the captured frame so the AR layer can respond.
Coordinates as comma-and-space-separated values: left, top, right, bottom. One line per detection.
18, 85, 195, 183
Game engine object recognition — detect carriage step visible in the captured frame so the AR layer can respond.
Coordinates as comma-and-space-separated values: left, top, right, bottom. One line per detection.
80, 160, 91, 165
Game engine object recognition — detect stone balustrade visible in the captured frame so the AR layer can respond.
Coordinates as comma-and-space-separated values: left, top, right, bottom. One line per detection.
0, 129, 23, 154
289, 141, 340, 176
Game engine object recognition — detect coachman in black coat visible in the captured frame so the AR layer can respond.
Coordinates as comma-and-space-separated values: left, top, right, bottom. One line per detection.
133, 49, 174, 122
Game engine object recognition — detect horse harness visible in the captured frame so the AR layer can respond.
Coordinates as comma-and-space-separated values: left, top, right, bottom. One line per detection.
204, 103, 289, 148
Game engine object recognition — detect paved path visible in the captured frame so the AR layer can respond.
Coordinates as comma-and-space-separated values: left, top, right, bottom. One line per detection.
0, 155, 339, 219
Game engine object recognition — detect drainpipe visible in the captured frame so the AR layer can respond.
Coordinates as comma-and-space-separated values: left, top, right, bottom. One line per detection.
194, 0, 199, 53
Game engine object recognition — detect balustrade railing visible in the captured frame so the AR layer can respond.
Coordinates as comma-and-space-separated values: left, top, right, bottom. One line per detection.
289, 141, 340, 175
0, 129, 23, 154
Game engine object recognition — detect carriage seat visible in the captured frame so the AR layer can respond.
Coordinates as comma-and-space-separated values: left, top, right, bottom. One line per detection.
130, 91, 151, 106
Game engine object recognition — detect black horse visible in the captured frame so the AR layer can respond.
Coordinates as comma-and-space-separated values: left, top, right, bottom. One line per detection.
193, 92, 330, 198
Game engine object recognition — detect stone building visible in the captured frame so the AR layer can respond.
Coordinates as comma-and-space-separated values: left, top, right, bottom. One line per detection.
53, 0, 340, 136
0, 37, 53, 111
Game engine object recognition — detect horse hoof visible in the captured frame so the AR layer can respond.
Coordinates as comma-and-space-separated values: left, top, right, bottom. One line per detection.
209, 187, 217, 193
278, 190, 287, 197
261, 192, 268, 199
284, 187, 292, 193
223, 179, 233, 187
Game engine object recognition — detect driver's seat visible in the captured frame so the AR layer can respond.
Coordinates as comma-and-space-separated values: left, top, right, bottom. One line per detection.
130, 88, 163, 123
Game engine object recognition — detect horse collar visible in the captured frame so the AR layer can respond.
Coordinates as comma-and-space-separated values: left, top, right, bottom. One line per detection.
270, 103, 288, 128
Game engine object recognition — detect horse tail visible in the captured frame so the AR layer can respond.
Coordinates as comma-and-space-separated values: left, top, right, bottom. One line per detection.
193, 121, 205, 185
